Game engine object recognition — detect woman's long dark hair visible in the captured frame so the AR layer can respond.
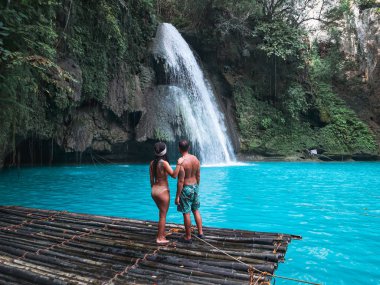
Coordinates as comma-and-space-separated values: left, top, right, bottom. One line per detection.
153, 142, 169, 182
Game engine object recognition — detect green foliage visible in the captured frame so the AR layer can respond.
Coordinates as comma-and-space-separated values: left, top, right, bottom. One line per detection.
355, 0, 379, 10
312, 83, 377, 154
233, 47, 377, 156
67, 0, 156, 102
160, 0, 378, 157
282, 83, 309, 120
155, 0, 208, 28
0, 0, 156, 160
211, 0, 261, 37
322, 0, 351, 22
309, 52, 332, 82
308, 47, 378, 154
255, 21, 306, 60
0, 0, 67, 153
260, 117, 273, 130
1, 0, 377, 162
158, 0, 378, 157
0, 21, 11, 61
212, 0, 260, 15
233, 84, 311, 155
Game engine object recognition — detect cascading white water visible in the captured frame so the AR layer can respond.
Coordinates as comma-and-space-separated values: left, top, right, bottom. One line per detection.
153, 23, 236, 164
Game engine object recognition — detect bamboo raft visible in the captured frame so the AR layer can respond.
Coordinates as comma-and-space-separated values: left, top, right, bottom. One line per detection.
0, 206, 301, 285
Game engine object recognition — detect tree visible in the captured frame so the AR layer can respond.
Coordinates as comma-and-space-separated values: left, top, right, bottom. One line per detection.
256, 0, 334, 26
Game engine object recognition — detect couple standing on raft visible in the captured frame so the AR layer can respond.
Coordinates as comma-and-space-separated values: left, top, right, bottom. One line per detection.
149, 139, 204, 244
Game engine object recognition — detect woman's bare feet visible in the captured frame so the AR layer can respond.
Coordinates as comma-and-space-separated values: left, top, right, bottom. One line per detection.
156, 238, 170, 245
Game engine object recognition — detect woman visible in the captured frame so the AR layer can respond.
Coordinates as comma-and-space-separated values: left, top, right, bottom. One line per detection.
150, 142, 182, 244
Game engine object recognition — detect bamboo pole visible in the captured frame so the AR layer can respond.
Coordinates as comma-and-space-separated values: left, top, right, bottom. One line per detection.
0, 241, 132, 281
124, 268, 230, 285
146, 253, 275, 273
0, 259, 77, 285
141, 256, 250, 280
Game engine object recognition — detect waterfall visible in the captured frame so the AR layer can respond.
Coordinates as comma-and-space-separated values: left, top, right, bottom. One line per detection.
152, 23, 236, 164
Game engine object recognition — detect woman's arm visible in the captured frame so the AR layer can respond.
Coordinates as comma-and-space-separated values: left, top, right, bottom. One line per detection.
149, 161, 154, 187
162, 161, 175, 178
172, 157, 185, 178
163, 158, 184, 178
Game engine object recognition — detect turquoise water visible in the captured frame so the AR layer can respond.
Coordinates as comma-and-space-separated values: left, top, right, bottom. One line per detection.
0, 162, 379, 284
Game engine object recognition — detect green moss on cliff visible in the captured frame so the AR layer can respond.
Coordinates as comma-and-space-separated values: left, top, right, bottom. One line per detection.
66, 0, 156, 102
0, 0, 156, 163
311, 82, 377, 155
233, 52, 377, 156
234, 84, 316, 156
0, 0, 66, 159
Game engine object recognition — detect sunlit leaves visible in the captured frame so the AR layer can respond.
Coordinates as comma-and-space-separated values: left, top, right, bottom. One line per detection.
255, 21, 307, 60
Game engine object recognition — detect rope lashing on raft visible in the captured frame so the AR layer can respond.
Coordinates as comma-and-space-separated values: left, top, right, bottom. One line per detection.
273, 242, 282, 254
191, 233, 322, 285
0, 210, 67, 232
248, 267, 257, 285
103, 241, 177, 285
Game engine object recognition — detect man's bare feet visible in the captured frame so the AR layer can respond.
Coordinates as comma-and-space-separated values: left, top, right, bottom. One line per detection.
179, 236, 192, 244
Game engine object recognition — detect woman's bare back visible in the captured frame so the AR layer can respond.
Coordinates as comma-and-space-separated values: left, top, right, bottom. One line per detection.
150, 160, 169, 187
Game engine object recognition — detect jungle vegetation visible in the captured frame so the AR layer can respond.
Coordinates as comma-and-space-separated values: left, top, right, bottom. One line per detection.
155, 0, 378, 156
0, 0, 378, 164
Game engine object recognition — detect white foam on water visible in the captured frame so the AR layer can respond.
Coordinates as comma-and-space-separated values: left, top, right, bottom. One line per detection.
201, 162, 254, 168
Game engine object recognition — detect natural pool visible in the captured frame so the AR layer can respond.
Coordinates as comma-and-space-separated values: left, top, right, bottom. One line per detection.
0, 162, 379, 284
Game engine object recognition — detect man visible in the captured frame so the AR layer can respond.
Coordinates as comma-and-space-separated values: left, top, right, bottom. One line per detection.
175, 139, 203, 242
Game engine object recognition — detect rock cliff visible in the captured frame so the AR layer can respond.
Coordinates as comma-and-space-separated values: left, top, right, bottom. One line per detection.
338, 6, 380, 141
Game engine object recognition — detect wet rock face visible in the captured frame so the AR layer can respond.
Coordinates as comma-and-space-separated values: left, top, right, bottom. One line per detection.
136, 86, 185, 143
357, 9, 380, 125
57, 107, 131, 153
356, 8, 380, 85
105, 64, 133, 117
48, 62, 156, 161
104, 64, 152, 117
58, 58, 83, 102
36, 60, 156, 163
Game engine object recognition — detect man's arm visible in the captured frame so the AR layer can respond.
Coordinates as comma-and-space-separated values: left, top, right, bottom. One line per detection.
175, 166, 185, 205
196, 159, 200, 185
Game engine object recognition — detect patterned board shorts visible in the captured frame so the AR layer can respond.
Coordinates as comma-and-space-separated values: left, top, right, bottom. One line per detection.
177, 184, 200, 214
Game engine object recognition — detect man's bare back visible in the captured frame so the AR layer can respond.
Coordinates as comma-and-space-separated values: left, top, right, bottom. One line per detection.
180, 154, 200, 186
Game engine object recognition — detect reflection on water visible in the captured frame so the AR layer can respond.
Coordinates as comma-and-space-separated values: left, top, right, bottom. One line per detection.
0, 162, 379, 284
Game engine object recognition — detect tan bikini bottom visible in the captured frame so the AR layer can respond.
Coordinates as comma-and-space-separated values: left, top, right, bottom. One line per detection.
151, 185, 169, 197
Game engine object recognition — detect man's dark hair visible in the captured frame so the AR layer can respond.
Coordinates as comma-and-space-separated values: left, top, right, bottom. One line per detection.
179, 139, 190, 152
